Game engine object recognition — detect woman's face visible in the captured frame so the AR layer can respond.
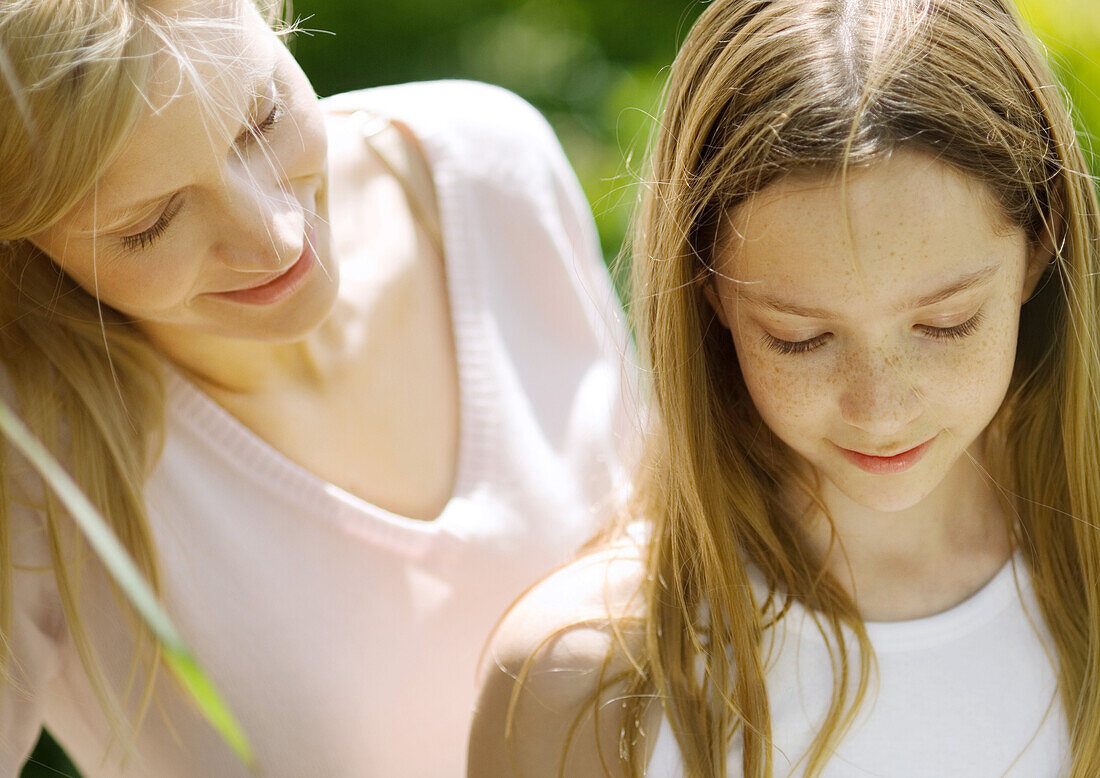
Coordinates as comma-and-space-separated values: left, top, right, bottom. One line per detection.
30, 0, 337, 344
706, 149, 1045, 513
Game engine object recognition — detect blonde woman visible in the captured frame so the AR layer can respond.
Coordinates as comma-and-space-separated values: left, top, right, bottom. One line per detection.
0, 0, 632, 776
470, 0, 1100, 775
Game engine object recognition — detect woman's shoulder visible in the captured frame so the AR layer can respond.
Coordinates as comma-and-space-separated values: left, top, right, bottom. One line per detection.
322, 81, 602, 274
469, 538, 652, 777
321, 80, 562, 162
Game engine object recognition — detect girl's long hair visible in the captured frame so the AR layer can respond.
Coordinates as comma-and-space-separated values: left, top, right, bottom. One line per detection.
609, 0, 1100, 775
0, 0, 288, 748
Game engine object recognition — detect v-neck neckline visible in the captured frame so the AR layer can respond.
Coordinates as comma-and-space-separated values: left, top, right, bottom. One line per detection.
163, 92, 500, 554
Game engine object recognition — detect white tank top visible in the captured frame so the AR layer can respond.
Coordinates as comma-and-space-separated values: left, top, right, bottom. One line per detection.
646, 558, 1070, 777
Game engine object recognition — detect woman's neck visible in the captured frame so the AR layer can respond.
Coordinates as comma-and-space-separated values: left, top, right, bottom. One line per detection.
138, 319, 332, 395
792, 445, 1014, 621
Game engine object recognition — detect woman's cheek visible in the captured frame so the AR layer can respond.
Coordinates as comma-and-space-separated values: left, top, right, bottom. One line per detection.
89, 254, 198, 317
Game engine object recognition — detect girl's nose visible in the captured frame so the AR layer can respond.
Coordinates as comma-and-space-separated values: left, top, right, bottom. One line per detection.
838, 345, 924, 437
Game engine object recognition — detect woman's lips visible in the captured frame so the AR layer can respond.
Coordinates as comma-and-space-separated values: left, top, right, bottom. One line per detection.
836, 435, 937, 475
213, 231, 317, 306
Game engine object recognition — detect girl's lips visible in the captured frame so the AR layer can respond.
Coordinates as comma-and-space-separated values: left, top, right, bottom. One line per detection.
213, 231, 317, 305
837, 435, 937, 475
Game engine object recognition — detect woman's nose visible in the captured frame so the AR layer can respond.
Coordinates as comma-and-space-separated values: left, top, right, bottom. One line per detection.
212, 170, 305, 272
837, 344, 924, 436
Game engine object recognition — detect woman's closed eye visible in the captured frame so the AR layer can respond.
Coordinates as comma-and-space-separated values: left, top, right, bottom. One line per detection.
237, 99, 283, 147
120, 194, 184, 252
761, 309, 987, 356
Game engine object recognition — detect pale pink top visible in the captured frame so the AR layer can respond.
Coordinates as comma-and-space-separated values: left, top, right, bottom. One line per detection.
1, 81, 634, 777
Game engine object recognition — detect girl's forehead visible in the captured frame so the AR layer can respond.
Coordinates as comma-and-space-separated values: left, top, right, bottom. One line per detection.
714, 150, 1027, 315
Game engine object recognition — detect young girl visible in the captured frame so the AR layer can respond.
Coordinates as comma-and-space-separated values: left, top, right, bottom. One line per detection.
470, 0, 1098, 775
0, 1, 631, 776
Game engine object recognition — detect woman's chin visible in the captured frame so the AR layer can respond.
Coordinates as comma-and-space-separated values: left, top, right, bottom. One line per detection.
231, 256, 341, 343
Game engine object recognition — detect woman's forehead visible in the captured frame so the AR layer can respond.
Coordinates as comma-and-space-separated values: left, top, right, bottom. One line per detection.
142, 0, 272, 115
63, 0, 276, 233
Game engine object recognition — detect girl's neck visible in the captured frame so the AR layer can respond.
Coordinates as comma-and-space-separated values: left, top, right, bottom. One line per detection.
792, 445, 1014, 621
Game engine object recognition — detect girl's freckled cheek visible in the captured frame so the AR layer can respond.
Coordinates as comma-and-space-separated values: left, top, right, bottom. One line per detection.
731, 307, 826, 421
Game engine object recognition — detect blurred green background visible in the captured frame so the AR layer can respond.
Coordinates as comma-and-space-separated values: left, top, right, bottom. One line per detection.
282, 0, 1100, 267
288, 0, 701, 264
18, 0, 1100, 775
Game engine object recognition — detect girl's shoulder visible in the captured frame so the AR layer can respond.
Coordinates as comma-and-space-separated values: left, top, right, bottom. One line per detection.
469, 536, 653, 777
482, 536, 649, 668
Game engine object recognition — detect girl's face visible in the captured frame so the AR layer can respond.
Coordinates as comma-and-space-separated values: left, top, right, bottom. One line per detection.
706, 149, 1045, 513
30, 0, 337, 344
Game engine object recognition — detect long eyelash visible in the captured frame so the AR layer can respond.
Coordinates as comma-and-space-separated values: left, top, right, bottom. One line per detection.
256, 101, 282, 135
762, 310, 987, 356
121, 196, 184, 252
241, 100, 283, 146
762, 333, 831, 356
920, 309, 986, 341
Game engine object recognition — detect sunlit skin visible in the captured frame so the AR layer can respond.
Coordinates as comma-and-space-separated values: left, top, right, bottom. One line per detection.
705, 149, 1048, 619
30, 0, 338, 389
26, 0, 460, 519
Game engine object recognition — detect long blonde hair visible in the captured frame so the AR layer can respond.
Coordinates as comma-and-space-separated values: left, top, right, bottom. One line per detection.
0, 0, 287, 745
612, 0, 1100, 775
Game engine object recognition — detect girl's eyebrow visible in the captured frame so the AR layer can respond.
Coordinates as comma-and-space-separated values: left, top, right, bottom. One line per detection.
738, 263, 1001, 319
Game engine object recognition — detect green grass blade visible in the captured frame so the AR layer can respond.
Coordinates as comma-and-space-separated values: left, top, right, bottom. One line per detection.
163, 648, 257, 769
0, 398, 256, 769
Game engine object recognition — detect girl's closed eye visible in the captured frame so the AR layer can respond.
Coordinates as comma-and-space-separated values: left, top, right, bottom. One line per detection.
762, 331, 830, 355
916, 309, 985, 341
761, 309, 987, 356
237, 80, 284, 147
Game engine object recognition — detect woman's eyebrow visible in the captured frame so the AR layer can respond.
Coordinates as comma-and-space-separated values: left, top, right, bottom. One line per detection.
93, 192, 176, 235
739, 263, 1002, 319
232, 65, 277, 142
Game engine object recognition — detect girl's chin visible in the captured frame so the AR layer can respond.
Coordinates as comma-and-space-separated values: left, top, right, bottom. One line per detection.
845, 488, 934, 514
820, 467, 946, 514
